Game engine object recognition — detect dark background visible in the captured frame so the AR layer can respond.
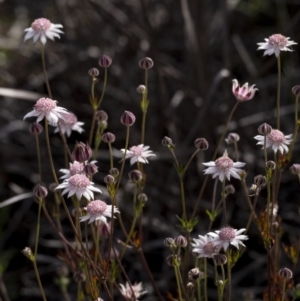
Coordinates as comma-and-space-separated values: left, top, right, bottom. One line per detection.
1, 0, 300, 300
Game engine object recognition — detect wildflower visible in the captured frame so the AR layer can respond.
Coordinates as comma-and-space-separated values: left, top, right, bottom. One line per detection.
24, 98, 68, 126
80, 200, 119, 224
121, 144, 156, 165
119, 282, 147, 300
254, 129, 292, 154
279, 268, 293, 279
99, 55, 112, 68
257, 34, 297, 57
55, 112, 84, 137
72, 142, 92, 162
203, 150, 245, 182
290, 164, 300, 175
120, 111, 136, 126
139, 57, 154, 69
59, 161, 85, 179
191, 235, 220, 258
55, 174, 101, 201
232, 79, 258, 101
225, 132, 240, 144
24, 18, 63, 44
208, 227, 248, 251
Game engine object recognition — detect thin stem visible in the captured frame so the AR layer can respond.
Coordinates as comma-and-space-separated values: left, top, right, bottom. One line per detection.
281, 279, 287, 301
221, 180, 227, 226
34, 198, 43, 257
108, 142, 114, 169
233, 141, 238, 161
211, 179, 219, 212
32, 260, 48, 301
213, 261, 221, 301
35, 134, 42, 182
174, 265, 183, 301
41, 44, 52, 99
276, 55, 281, 130
204, 258, 208, 301
179, 176, 187, 222
182, 149, 200, 175
289, 95, 299, 156
226, 249, 231, 301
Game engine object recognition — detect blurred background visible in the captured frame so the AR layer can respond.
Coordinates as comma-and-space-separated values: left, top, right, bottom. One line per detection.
1, 0, 300, 300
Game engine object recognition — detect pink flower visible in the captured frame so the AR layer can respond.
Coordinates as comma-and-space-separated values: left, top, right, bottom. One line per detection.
203, 150, 245, 182
208, 227, 248, 251
24, 98, 68, 126
257, 34, 297, 57
80, 200, 119, 224
55, 174, 101, 200
55, 112, 84, 137
119, 282, 147, 300
191, 235, 220, 258
120, 144, 155, 165
24, 18, 63, 44
59, 161, 85, 179
232, 79, 258, 101
254, 129, 292, 154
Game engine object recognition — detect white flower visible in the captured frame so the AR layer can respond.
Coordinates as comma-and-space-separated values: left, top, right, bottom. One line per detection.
232, 79, 258, 101
55, 174, 101, 200
120, 144, 156, 165
254, 129, 292, 154
24, 18, 64, 44
191, 235, 220, 258
59, 161, 85, 179
257, 34, 297, 57
203, 150, 245, 182
24, 98, 68, 126
119, 282, 147, 300
55, 112, 84, 137
208, 227, 248, 251
79, 200, 119, 224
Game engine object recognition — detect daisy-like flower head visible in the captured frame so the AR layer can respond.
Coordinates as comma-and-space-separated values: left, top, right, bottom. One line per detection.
257, 34, 297, 57
24, 98, 68, 126
121, 144, 156, 165
203, 150, 246, 182
208, 227, 248, 251
59, 161, 85, 179
232, 79, 258, 102
191, 235, 221, 258
55, 174, 101, 200
79, 200, 119, 224
119, 282, 147, 300
24, 18, 64, 44
254, 129, 293, 154
55, 112, 84, 137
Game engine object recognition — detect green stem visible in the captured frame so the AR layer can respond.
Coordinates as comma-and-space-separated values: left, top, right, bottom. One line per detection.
32, 259, 48, 301
221, 180, 227, 226
34, 198, 43, 257
226, 249, 231, 301
204, 258, 208, 301
182, 149, 200, 175
281, 279, 287, 301
41, 44, 52, 99
35, 134, 42, 182
214, 261, 222, 301
179, 176, 187, 222
276, 55, 281, 130
233, 141, 238, 161
108, 142, 114, 169
174, 265, 183, 301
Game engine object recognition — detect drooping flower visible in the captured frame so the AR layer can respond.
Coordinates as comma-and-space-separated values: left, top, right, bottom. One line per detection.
203, 150, 246, 182
232, 79, 258, 101
120, 144, 156, 165
119, 282, 147, 300
59, 161, 85, 179
55, 174, 101, 200
208, 227, 248, 251
257, 34, 297, 57
54, 112, 84, 137
191, 235, 220, 258
254, 129, 293, 154
79, 200, 119, 224
24, 18, 64, 44
24, 98, 68, 126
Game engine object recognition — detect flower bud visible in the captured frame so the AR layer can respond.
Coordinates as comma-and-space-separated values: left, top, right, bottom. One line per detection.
254, 175, 267, 187
48, 183, 58, 192
225, 132, 240, 144
258, 123, 272, 135
29, 122, 43, 135
164, 237, 175, 247
104, 174, 115, 185
73, 271, 86, 282
84, 162, 98, 176
120, 111, 136, 126
99, 55, 112, 68
33, 185, 48, 198
96, 110, 108, 122
174, 235, 187, 248
188, 267, 202, 280
136, 85, 147, 94
139, 57, 154, 69
166, 254, 180, 266
102, 132, 116, 143
290, 163, 300, 175
109, 168, 119, 178
194, 138, 209, 150
187, 282, 195, 290
72, 142, 92, 162
279, 268, 293, 279
292, 85, 300, 97
225, 184, 235, 194
162, 136, 174, 147
22, 247, 34, 261
128, 170, 143, 182
88, 68, 99, 77
138, 193, 148, 203
266, 160, 276, 170
213, 254, 227, 265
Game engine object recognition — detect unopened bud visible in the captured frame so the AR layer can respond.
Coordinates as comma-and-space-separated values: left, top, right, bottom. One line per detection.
136, 85, 147, 94
72, 142, 92, 162
73, 271, 86, 282
290, 163, 300, 175
109, 168, 119, 178
29, 122, 43, 135
102, 132, 116, 143
194, 138, 209, 150
162, 136, 174, 147
225, 184, 235, 194
213, 254, 227, 265
266, 160, 276, 170
128, 170, 143, 182
22, 247, 34, 261
96, 110, 108, 122
188, 267, 201, 280
258, 123, 272, 135
104, 175, 115, 185
254, 175, 267, 187
187, 282, 195, 290
279, 268, 293, 279
139, 57, 154, 69
166, 254, 180, 266
120, 111, 136, 126
138, 193, 148, 203
164, 237, 175, 247
174, 235, 187, 248
292, 85, 300, 97
225, 132, 240, 144
84, 162, 98, 176
33, 185, 48, 198
99, 55, 112, 68
88, 68, 99, 77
